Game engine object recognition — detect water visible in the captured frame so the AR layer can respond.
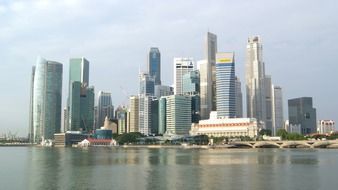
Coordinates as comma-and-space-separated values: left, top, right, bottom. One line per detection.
1, 147, 338, 190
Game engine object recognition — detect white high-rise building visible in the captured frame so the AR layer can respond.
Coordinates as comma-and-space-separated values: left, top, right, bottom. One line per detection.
198, 59, 211, 119
246, 36, 267, 128
174, 58, 194, 95
271, 85, 284, 135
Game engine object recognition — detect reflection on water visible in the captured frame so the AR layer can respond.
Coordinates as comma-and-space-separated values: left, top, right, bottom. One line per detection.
1, 147, 338, 189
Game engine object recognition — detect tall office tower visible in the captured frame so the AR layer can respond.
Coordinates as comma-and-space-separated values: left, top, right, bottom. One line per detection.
148, 47, 161, 85
151, 99, 159, 134
81, 87, 95, 131
288, 97, 317, 134
139, 72, 155, 96
246, 36, 267, 127
138, 95, 157, 135
198, 60, 211, 119
158, 96, 167, 134
97, 91, 114, 128
28, 66, 36, 142
67, 57, 94, 131
271, 85, 284, 136
215, 52, 236, 118
264, 75, 273, 131
182, 70, 200, 95
129, 96, 139, 132
183, 70, 201, 123
235, 77, 243, 118
174, 57, 194, 95
32, 57, 62, 143
115, 106, 128, 134
166, 95, 192, 135
205, 32, 218, 112
63, 107, 68, 132
154, 85, 173, 98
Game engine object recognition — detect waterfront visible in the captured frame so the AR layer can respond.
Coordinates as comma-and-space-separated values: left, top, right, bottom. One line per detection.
1, 147, 338, 190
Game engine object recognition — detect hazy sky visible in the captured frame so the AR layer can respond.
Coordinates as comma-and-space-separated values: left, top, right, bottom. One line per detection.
0, 0, 337, 137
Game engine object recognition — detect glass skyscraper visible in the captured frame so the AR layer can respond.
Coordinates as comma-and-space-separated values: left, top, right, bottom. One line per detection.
139, 72, 155, 96
288, 97, 317, 134
32, 57, 62, 143
97, 91, 114, 129
216, 52, 236, 118
148, 47, 161, 85
67, 57, 94, 131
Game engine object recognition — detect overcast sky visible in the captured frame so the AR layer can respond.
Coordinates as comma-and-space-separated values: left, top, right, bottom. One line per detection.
0, 0, 337, 137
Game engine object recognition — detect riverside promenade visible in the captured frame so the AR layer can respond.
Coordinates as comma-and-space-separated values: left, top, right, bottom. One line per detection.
228, 140, 338, 148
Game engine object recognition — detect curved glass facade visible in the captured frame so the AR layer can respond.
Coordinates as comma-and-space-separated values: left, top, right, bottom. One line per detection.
33, 57, 62, 142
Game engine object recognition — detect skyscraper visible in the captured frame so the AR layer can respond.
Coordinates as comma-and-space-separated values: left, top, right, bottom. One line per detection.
264, 75, 273, 131
246, 36, 267, 127
67, 57, 94, 131
148, 47, 161, 85
235, 77, 243, 118
216, 52, 236, 118
174, 58, 194, 95
28, 66, 35, 142
129, 96, 139, 132
166, 95, 192, 135
272, 85, 284, 135
206, 32, 218, 112
139, 72, 155, 96
97, 91, 114, 129
158, 96, 167, 134
183, 70, 201, 123
154, 85, 173, 98
288, 97, 317, 135
199, 32, 217, 119
115, 106, 128, 134
32, 57, 62, 143
138, 95, 157, 135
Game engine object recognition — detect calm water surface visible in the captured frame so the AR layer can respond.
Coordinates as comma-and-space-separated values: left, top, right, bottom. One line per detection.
1, 147, 338, 190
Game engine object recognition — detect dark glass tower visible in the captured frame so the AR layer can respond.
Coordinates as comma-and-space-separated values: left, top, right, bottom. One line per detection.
288, 97, 317, 134
148, 47, 161, 85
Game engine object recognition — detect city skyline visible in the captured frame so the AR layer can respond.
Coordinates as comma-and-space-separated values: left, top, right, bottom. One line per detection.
0, 0, 337, 136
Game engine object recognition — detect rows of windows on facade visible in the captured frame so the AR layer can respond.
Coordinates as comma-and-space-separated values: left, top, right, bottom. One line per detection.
28, 33, 322, 144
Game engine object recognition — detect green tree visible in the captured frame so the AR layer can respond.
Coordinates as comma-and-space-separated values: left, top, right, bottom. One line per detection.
259, 129, 272, 136
116, 132, 143, 145
277, 129, 288, 140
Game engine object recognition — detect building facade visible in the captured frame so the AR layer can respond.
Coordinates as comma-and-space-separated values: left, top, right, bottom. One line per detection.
246, 36, 267, 127
288, 97, 317, 134
166, 95, 192, 135
129, 96, 139, 132
190, 113, 258, 138
139, 72, 155, 96
32, 57, 63, 143
67, 57, 94, 132
216, 52, 236, 118
235, 77, 243, 118
271, 85, 284, 136
148, 47, 161, 85
28, 66, 36, 142
198, 59, 212, 119
174, 58, 194, 95
205, 32, 218, 112
97, 91, 114, 129
154, 85, 173, 98
318, 120, 335, 134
